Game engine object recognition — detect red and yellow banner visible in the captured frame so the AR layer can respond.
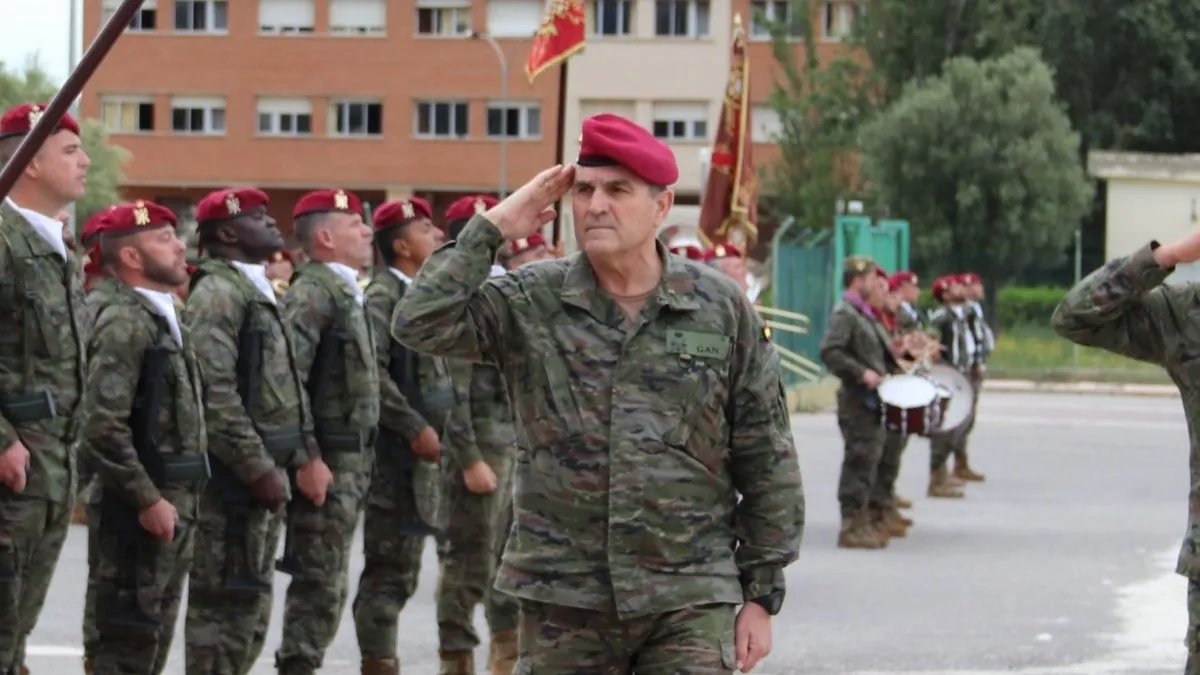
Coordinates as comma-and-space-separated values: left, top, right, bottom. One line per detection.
525, 0, 587, 84
698, 14, 758, 250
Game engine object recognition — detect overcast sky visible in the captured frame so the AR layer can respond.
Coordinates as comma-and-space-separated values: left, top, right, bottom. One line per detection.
1, 0, 74, 83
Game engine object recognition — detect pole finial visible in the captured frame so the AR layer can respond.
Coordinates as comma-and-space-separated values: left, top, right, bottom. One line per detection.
733, 12, 743, 28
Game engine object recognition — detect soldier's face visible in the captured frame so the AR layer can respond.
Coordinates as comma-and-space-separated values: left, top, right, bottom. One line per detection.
131, 225, 189, 287
571, 165, 673, 257
29, 131, 89, 203
232, 207, 284, 259
507, 246, 550, 270
969, 282, 984, 300
900, 282, 920, 303
320, 212, 373, 268
395, 218, 444, 265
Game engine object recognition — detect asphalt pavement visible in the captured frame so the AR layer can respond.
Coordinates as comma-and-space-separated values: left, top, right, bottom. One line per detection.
23, 391, 1191, 674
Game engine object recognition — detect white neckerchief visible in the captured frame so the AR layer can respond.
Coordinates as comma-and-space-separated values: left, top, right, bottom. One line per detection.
133, 286, 183, 345
325, 262, 364, 305
746, 273, 763, 302
230, 260, 277, 304
901, 302, 919, 320
951, 304, 976, 354
389, 267, 414, 286
490, 264, 506, 278
6, 197, 67, 259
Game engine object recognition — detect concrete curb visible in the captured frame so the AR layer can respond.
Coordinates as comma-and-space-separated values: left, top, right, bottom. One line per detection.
983, 379, 1178, 397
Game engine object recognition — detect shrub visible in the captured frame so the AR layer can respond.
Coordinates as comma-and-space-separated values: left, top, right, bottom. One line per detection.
917, 285, 1068, 330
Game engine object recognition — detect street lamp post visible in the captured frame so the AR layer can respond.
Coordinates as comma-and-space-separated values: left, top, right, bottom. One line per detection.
472, 32, 508, 198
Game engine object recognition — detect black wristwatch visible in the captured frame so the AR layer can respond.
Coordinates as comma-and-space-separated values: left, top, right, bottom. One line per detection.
748, 589, 785, 616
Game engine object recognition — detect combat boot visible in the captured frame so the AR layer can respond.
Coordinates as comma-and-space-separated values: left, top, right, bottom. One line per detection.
894, 494, 913, 509
71, 503, 87, 525
18, 666, 29, 675
489, 630, 518, 675
888, 506, 913, 528
870, 508, 907, 539
952, 452, 986, 482
361, 658, 400, 675
438, 651, 475, 675
83, 655, 94, 675
837, 512, 886, 549
927, 467, 964, 499
883, 508, 911, 537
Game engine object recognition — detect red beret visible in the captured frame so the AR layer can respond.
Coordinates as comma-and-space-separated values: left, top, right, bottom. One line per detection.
196, 187, 269, 224
931, 275, 961, 303
293, 189, 363, 219
0, 103, 80, 140
269, 249, 294, 264
874, 267, 889, 279
958, 272, 981, 285
186, 263, 199, 277
669, 244, 705, 261
444, 195, 499, 222
100, 200, 178, 236
373, 198, 433, 231
81, 206, 117, 246
577, 114, 679, 186
888, 271, 918, 291
703, 243, 742, 261
508, 232, 546, 255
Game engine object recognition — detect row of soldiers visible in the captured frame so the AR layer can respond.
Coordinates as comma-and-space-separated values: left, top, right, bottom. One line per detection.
0, 101, 563, 675
820, 256, 995, 549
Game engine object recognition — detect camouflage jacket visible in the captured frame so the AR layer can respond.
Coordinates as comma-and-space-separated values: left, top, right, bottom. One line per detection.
184, 260, 318, 484
83, 283, 207, 517
284, 262, 380, 462
819, 300, 899, 386
0, 202, 88, 503
444, 358, 515, 470
391, 216, 804, 619
1051, 243, 1200, 577
929, 304, 974, 372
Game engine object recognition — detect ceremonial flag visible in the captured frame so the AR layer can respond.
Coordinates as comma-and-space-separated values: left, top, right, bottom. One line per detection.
698, 14, 759, 250
525, 0, 587, 85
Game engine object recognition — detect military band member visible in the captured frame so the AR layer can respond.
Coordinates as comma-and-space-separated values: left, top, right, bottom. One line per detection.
0, 103, 90, 675
183, 187, 322, 675
1051, 234, 1200, 675
890, 271, 924, 333
927, 276, 971, 499
276, 189, 374, 675
83, 201, 208, 675
952, 272, 989, 482
350, 197, 453, 675
393, 114, 802, 674
870, 270, 920, 533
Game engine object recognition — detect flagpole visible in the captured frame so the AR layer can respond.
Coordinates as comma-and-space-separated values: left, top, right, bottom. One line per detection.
551, 60, 568, 246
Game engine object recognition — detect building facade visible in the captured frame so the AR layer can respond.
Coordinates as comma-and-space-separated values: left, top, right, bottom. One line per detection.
82, 0, 855, 245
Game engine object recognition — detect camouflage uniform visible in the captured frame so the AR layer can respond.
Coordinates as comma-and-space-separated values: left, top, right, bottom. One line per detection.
183, 260, 319, 675
1049, 243, 1200, 673
277, 261, 379, 675
0, 203, 88, 675
351, 268, 452, 674
391, 216, 803, 671
84, 282, 207, 675
927, 304, 973, 496
819, 282, 900, 549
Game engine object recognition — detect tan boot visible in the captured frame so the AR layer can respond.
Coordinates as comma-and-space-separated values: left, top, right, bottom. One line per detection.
438, 651, 475, 675
872, 508, 907, 538
837, 512, 886, 549
894, 495, 913, 509
489, 629, 518, 675
71, 503, 88, 526
927, 467, 965, 499
19, 666, 29, 675
361, 658, 400, 675
953, 453, 986, 482
83, 656, 93, 675
887, 506, 913, 528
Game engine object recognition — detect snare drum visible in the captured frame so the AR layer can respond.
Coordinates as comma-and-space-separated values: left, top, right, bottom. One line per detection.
877, 374, 939, 436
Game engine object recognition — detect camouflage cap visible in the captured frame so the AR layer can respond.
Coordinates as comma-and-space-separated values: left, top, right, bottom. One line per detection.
843, 255, 876, 275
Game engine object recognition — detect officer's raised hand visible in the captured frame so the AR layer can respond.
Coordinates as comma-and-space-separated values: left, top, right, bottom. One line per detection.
484, 165, 574, 241
1155, 230, 1200, 269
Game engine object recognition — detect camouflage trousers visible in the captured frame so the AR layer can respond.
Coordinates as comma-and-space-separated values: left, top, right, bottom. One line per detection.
1187, 577, 1200, 674
83, 496, 103, 659
835, 392, 886, 517
869, 432, 908, 510
517, 600, 736, 674
351, 456, 428, 661
437, 454, 519, 652
276, 459, 370, 674
0, 492, 71, 675
486, 491, 518, 637
184, 488, 284, 675
92, 509, 195, 675
930, 370, 981, 470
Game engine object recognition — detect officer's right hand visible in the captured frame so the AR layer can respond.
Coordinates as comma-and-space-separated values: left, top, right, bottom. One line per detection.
486, 165, 574, 241
249, 468, 289, 510
410, 426, 441, 462
139, 498, 178, 543
296, 457, 333, 507
1157, 232, 1200, 268
463, 460, 498, 495
861, 369, 881, 389
0, 439, 30, 493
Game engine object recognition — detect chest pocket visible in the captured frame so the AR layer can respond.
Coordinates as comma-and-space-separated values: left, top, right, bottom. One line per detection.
244, 297, 293, 410
660, 329, 731, 453
510, 337, 584, 449
0, 231, 75, 367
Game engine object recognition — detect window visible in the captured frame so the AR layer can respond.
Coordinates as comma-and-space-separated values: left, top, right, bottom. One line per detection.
331, 100, 383, 136
750, 105, 781, 143
415, 101, 468, 139
100, 96, 155, 133
170, 96, 226, 134
487, 103, 541, 139
175, 0, 228, 32
259, 0, 315, 33
257, 98, 313, 135
416, 1, 470, 36
651, 102, 707, 142
823, 1, 856, 39
102, 0, 157, 30
654, 0, 709, 38
750, 0, 801, 39
486, 0, 541, 37
330, 0, 387, 34
591, 0, 631, 36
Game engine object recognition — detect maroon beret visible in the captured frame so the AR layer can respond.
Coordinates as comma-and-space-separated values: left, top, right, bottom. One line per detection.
888, 271, 919, 291
958, 272, 981, 285
196, 188, 269, 224
374, 198, 433, 231
293, 189, 363, 219
0, 103, 80, 140
577, 113, 679, 186
703, 243, 742, 261
669, 244, 705, 261
931, 275, 961, 303
444, 195, 499, 222
508, 232, 546, 255
81, 206, 117, 246
100, 200, 178, 236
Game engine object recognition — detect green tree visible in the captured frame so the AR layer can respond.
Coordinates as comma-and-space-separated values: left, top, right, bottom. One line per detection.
858, 47, 1093, 298
0, 56, 128, 224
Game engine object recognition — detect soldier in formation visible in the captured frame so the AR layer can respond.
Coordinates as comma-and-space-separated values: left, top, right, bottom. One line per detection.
928, 275, 983, 497
82, 200, 208, 675
392, 113, 803, 673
